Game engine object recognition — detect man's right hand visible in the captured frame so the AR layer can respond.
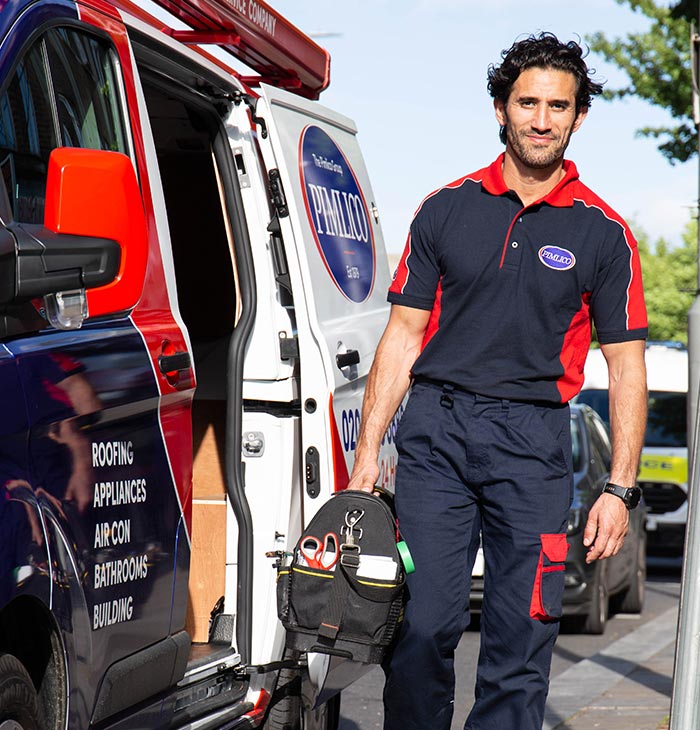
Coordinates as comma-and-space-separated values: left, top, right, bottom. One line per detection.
347, 462, 380, 492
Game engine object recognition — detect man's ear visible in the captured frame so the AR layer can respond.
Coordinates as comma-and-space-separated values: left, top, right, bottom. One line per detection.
494, 98, 507, 127
572, 107, 588, 133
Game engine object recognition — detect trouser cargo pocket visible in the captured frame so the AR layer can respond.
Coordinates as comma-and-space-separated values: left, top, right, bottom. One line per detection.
530, 533, 568, 620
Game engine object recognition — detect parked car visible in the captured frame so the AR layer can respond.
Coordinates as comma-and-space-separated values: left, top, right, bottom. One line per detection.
470, 404, 647, 634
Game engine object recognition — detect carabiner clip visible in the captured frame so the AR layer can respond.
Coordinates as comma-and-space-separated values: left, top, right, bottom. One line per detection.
341, 508, 364, 546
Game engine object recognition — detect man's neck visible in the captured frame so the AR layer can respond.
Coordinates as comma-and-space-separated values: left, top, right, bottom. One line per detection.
501, 148, 566, 207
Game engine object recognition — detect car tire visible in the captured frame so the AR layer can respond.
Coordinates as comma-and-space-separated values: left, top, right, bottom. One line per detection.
581, 565, 608, 635
615, 533, 646, 614
0, 654, 40, 730
264, 667, 340, 730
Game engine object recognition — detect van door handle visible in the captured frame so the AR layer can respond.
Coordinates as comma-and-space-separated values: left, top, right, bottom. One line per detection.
159, 351, 191, 375
336, 349, 360, 369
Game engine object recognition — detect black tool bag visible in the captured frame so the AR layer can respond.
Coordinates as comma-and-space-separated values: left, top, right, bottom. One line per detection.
276, 490, 406, 664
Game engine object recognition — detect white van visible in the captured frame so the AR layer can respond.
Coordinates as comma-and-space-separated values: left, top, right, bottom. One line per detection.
578, 342, 688, 555
0, 1, 396, 728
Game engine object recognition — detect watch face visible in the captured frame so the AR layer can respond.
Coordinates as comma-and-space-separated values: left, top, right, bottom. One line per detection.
627, 488, 642, 509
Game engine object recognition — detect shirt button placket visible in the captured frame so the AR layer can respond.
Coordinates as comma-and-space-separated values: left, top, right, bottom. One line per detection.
505, 234, 523, 268
511, 215, 526, 266
503, 208, 525, 269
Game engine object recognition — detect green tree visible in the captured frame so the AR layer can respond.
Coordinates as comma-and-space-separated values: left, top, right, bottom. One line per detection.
586, 0, 694, 163
635, 220, 697, 342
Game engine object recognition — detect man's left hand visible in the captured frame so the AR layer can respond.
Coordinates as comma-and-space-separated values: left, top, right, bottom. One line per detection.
582, 493, 630, 563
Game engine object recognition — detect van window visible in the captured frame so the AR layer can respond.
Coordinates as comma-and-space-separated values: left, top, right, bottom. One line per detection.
577, 389, 687, 448
0, 27, 127, 224
0, 44, 57, 223
45, 29, 127, 152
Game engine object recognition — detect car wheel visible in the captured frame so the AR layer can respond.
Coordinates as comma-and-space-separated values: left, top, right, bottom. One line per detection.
264, 667, 340, 730
615, 534, 646, 614
0, 654, 40, 730
582, 565, 608, 635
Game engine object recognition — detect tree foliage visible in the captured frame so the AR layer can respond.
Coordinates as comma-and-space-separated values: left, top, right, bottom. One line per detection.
635, 220, 697, 342
586, 0, 695, 164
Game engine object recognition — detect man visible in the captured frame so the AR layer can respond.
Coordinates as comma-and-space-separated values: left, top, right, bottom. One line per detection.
348, 33, 648, 730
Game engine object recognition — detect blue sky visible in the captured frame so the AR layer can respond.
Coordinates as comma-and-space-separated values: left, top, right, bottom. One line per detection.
274, 0, 696, 255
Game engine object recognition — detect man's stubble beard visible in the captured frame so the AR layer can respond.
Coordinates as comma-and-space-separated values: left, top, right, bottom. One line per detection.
504, 119, 574, 170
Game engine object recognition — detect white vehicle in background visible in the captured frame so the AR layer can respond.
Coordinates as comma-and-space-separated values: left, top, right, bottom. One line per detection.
577, 341, 688, 556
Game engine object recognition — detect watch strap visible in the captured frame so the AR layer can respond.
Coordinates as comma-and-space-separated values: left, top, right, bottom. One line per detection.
603, 482, 641, 509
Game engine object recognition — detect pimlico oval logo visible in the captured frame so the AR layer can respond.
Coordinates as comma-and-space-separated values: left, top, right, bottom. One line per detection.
299, 125, 376, 302
538, 245, 576, 271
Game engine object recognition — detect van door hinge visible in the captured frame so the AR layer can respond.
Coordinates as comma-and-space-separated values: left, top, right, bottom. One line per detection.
279, 332, 299, 360
268, 169, 289, 218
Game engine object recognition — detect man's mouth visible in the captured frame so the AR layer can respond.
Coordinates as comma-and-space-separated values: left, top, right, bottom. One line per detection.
526, 134, 555, 144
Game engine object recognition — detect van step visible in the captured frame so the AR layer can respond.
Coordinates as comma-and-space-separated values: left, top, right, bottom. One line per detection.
183, 644, 241, 683
171, 669, 251, 729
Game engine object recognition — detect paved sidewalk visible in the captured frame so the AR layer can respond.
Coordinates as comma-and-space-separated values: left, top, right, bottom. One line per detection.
544, 606, 677, 730
340, 603, 679, 730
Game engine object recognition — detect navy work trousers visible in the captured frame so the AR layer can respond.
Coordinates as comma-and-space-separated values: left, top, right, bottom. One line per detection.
383, 381, 573, 730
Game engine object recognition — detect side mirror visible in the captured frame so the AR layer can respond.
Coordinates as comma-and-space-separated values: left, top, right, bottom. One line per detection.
43, 148, 149, 319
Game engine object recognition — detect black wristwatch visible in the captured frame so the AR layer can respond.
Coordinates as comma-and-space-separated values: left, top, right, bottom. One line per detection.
603, 482, 642, 509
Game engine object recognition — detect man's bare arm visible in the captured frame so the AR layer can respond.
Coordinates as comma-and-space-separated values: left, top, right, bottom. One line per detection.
347, 305, 430, 491
583, 339, 647, 563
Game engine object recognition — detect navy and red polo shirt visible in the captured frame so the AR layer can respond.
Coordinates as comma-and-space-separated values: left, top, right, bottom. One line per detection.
388, 154, 648, 404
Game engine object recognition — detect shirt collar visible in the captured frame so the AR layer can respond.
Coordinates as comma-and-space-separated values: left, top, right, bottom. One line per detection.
481, 153, 579, 207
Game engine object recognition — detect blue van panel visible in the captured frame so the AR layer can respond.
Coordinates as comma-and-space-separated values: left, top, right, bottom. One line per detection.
0, 344, 32, 608
0, 1, 78, 63
6, 319, 191, 727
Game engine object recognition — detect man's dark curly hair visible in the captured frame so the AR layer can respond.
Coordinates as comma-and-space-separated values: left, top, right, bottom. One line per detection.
487, 32, 604, 144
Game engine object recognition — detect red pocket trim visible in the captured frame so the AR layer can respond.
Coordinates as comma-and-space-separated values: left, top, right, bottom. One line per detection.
529, 533, 568, 620
540, 533, 569, 563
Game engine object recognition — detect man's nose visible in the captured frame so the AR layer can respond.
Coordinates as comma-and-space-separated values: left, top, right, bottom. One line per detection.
532, 104, 551, 131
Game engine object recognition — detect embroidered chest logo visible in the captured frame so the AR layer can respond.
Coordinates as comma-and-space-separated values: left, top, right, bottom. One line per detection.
538, 245, 576, 271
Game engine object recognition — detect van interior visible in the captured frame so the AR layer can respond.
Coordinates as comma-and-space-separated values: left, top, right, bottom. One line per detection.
141, 75, 239, 648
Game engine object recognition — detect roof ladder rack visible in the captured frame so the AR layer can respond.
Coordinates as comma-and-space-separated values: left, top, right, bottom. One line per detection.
114, 0, 330, 99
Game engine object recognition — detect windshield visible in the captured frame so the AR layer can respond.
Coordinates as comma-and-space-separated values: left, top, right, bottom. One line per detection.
576, 389, 687, 448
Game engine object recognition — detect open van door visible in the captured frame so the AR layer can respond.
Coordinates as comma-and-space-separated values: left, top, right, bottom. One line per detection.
254, 83, 397, 510
252, 84, 398, 703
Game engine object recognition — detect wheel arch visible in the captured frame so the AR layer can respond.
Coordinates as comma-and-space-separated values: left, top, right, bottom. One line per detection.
0, 596, 67, 729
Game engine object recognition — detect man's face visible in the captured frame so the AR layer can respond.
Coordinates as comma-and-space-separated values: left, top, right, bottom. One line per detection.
494, 66, 586, 169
